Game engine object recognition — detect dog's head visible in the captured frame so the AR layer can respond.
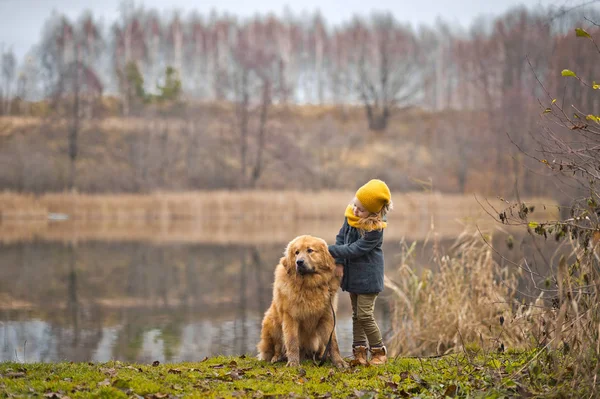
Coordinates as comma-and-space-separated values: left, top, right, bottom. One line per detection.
282, 235, 335, 276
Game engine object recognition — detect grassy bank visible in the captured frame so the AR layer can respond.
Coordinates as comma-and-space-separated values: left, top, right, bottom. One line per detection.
0, 106, 550, 196
0, 350, 583, 398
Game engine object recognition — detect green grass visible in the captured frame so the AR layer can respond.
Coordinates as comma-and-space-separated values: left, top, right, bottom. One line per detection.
0, 350, 584, 398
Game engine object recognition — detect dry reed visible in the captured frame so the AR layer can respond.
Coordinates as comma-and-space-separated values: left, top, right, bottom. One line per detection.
0, 191, 557, 222
0, 191, 558, 244
386, 227, 600, 390
386, 229, 524, 356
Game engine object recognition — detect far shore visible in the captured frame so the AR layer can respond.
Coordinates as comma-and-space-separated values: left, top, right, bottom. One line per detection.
0, 190, 558, 244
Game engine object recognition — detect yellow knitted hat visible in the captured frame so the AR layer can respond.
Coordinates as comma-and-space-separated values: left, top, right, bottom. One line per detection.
355, 179, 391, 214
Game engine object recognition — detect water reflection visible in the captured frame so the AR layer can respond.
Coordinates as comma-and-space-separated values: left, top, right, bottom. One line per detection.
0, 240, 396, 363
1, 208, 550, 364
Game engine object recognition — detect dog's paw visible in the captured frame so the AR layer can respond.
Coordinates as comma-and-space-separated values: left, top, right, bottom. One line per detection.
286, 359, 299, 367
270, 355, 279, 363
334, 359, 349, 369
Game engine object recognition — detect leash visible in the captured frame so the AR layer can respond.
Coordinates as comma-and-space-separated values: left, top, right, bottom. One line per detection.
318, 296, 336, 366
313, 295, 449, 366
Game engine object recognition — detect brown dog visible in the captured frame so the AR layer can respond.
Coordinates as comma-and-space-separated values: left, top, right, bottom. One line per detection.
257, 235, 347, 368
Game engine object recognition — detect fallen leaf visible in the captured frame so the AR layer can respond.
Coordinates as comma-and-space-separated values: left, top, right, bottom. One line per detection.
297, 368, 307, 377
145, 394, 168, 399
98, 379, 110, 387
152, 361, 160, 367
211, 364, 224, 369
516, 384, 534, 398
386, 381, 398, 390
443, 384, 457, 397
200, 356, 209, 362
229, 360, 238, 367
172, 384, 183, 391
399, 371, 409, 380
100, 367, 117, 377
71, 384, 88, 392
352, 390, 377, 399
228, 371, 242, 381
193, 382, 210, 390
167, 368, 182, 375
240, 355, 247, 359
252, 390, 264, 398
5, 372, 26, 378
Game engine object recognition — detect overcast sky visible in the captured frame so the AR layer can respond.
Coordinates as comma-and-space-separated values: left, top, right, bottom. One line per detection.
0, 0, 582, 60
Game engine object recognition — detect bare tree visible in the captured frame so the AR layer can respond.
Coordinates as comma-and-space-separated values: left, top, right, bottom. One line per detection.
275, 14, 302, 103
187, 12, 208, 98
229, 20, 278, 188
168, 13, 185, 76
79, 13, 104, 118
1, 48, 16, 115
350, 13, 420, 131
36, 15, 103, 190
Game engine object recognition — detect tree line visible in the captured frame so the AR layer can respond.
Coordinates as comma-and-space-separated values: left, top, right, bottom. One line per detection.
0, 3, 598, 195
0, 4, 598, 128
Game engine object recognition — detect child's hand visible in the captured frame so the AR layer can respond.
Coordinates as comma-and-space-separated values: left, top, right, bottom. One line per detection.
335, 264, 344, 278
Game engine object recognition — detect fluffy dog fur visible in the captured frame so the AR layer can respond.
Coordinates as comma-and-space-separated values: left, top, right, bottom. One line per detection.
257, 235, 347, 368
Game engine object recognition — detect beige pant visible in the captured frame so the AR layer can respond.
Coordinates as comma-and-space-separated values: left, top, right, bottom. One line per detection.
350, 293, 383, 348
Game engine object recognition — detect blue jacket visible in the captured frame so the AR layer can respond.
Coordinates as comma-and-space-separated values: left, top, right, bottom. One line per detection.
328, 218, 385, 294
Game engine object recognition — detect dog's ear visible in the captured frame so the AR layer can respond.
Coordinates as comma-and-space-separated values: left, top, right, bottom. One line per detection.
282, 239, 297, 274
316, 238, 335, 271
280, 256, 289, 271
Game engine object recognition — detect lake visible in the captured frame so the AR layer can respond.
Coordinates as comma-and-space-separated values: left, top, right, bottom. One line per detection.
0, 195, 555, 363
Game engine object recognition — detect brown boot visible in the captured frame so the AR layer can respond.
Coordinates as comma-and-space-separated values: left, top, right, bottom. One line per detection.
352, 345, 368, 366
370, 346, 387, 365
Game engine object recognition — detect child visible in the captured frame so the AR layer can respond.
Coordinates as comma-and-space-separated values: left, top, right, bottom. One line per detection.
328, 179, 393, 366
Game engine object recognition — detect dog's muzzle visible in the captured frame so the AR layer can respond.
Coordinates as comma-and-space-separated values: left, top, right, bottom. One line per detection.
296, 259, 315, 275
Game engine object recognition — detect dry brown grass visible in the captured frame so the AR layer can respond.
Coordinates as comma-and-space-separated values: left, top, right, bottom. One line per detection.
386, 230, 524, 356
1, 191, 558, 221
0, 191, 48, 219
0, 107, 550, 196
0, 191, 558, 244
386, 227, 600, 389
